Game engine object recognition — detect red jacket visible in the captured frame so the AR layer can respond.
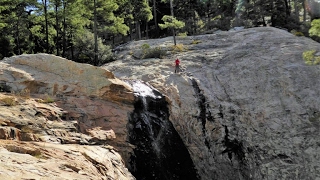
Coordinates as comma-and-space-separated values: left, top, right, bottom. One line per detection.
175, 59, 180, 65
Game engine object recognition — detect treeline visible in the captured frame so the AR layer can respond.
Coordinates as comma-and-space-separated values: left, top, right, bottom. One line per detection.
0, 0, 319, 65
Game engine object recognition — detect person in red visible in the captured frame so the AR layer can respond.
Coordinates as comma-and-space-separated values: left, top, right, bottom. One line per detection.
175, 58, 180, 73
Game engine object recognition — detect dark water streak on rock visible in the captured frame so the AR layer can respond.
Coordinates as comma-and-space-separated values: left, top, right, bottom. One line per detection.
127, 80, 199, 180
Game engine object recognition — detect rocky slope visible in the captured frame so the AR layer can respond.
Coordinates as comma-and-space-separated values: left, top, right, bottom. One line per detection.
0, 27, 319, 180
0, 139, 132, 180
104, 27, 320, 180
0, 55, 135, 179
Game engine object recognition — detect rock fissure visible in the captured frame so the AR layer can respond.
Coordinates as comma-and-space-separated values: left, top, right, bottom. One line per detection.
222, 125, 246, 163
190, 77, 212, 150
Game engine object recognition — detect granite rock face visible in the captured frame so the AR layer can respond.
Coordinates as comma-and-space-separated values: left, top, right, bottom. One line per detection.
0, 140, 134, 180
104, 27, 320, 179
0, 54, 134, 148
0, 54, 135, 179
0, 27, 319, 180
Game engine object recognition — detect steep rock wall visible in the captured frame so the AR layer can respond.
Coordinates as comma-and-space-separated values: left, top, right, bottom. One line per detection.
104, 27, 320, 179
126, 80, 199, 180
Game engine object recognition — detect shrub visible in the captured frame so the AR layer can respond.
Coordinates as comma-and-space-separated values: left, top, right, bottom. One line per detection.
177, 32, 188, 37
295, 31, 304, 36
291, 30, 304, 36
141, 43, 150, 50
191, 40, 202, 44
0, 97, 16, 106
37, 94, 54, 104
172, 44, 187, 52
315, 56, 320, 65
303, 50, 320, 65
142, 47, 166, 59
43, 96, 54, 103
309, 19, 320, 38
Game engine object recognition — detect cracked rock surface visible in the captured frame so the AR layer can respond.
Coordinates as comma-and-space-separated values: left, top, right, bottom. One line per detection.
104, 27, 320, 180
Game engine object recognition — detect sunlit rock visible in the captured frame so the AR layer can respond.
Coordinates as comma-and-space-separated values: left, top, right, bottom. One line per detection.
104, 27, 320, 180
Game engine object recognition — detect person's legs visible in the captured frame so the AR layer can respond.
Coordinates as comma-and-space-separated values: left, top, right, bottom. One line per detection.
175, 64, 180, 73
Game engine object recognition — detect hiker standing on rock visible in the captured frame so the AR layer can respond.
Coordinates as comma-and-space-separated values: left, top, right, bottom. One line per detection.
175, 58, 180, 73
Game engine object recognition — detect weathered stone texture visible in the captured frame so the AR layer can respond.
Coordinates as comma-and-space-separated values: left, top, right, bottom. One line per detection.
104, 27, 320, 180
0, 140, 134, 180
0, 54, 136, 179
0, 27, 319, 179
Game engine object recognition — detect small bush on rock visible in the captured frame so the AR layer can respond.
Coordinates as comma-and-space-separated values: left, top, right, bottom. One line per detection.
291, 30, 304, 36
178, 32, 188, 37
141, 43, 151, 50
172, 44, 187, 52
303, 50, 320, 65
191, 40, 202, 44
36, 94, 55, 104
0, 97, 16, 106
142, 47, 166, 59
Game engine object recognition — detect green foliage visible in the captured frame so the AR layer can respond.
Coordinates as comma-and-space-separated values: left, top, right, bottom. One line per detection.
132, 0, 153, 22
172, 44, 187, 52
139, 43, 167, 59
0, 0, 39, 57
191, 40, 201, 44
73, 30, 114, 66
0, 0, 316, 59
141, 43, 150, 50
291, 30, 304, 36
141, 46, 166, 59
194, 11, 205, 34
93, 0, 129, 35
211, 15, 222, 21
177, 32, 188, 37
309, 19, 320, 38
42, 94, 55, 104
158, 15, 185, 30
303, 50, 320, 65
140, 43, 151, 58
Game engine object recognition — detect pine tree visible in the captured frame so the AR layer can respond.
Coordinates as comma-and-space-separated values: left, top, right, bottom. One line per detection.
132, 0, 153, 39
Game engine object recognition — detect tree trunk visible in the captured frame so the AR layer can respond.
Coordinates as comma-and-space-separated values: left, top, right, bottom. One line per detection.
62, 0, 67, 57
130, 23, 133, 41
153, 0, 159, 36
294, 0, 298, 21
16, 15, 21, 55
146, 22, 149, 38
284, 0, 290, 16
170, 0, 176, 45
136, 22, 141, 40
55, 0, 60, 56
93, 0, 98, 63
303, 0, 306, 22
43, 0, 49, 53
70, 31, 74, 59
